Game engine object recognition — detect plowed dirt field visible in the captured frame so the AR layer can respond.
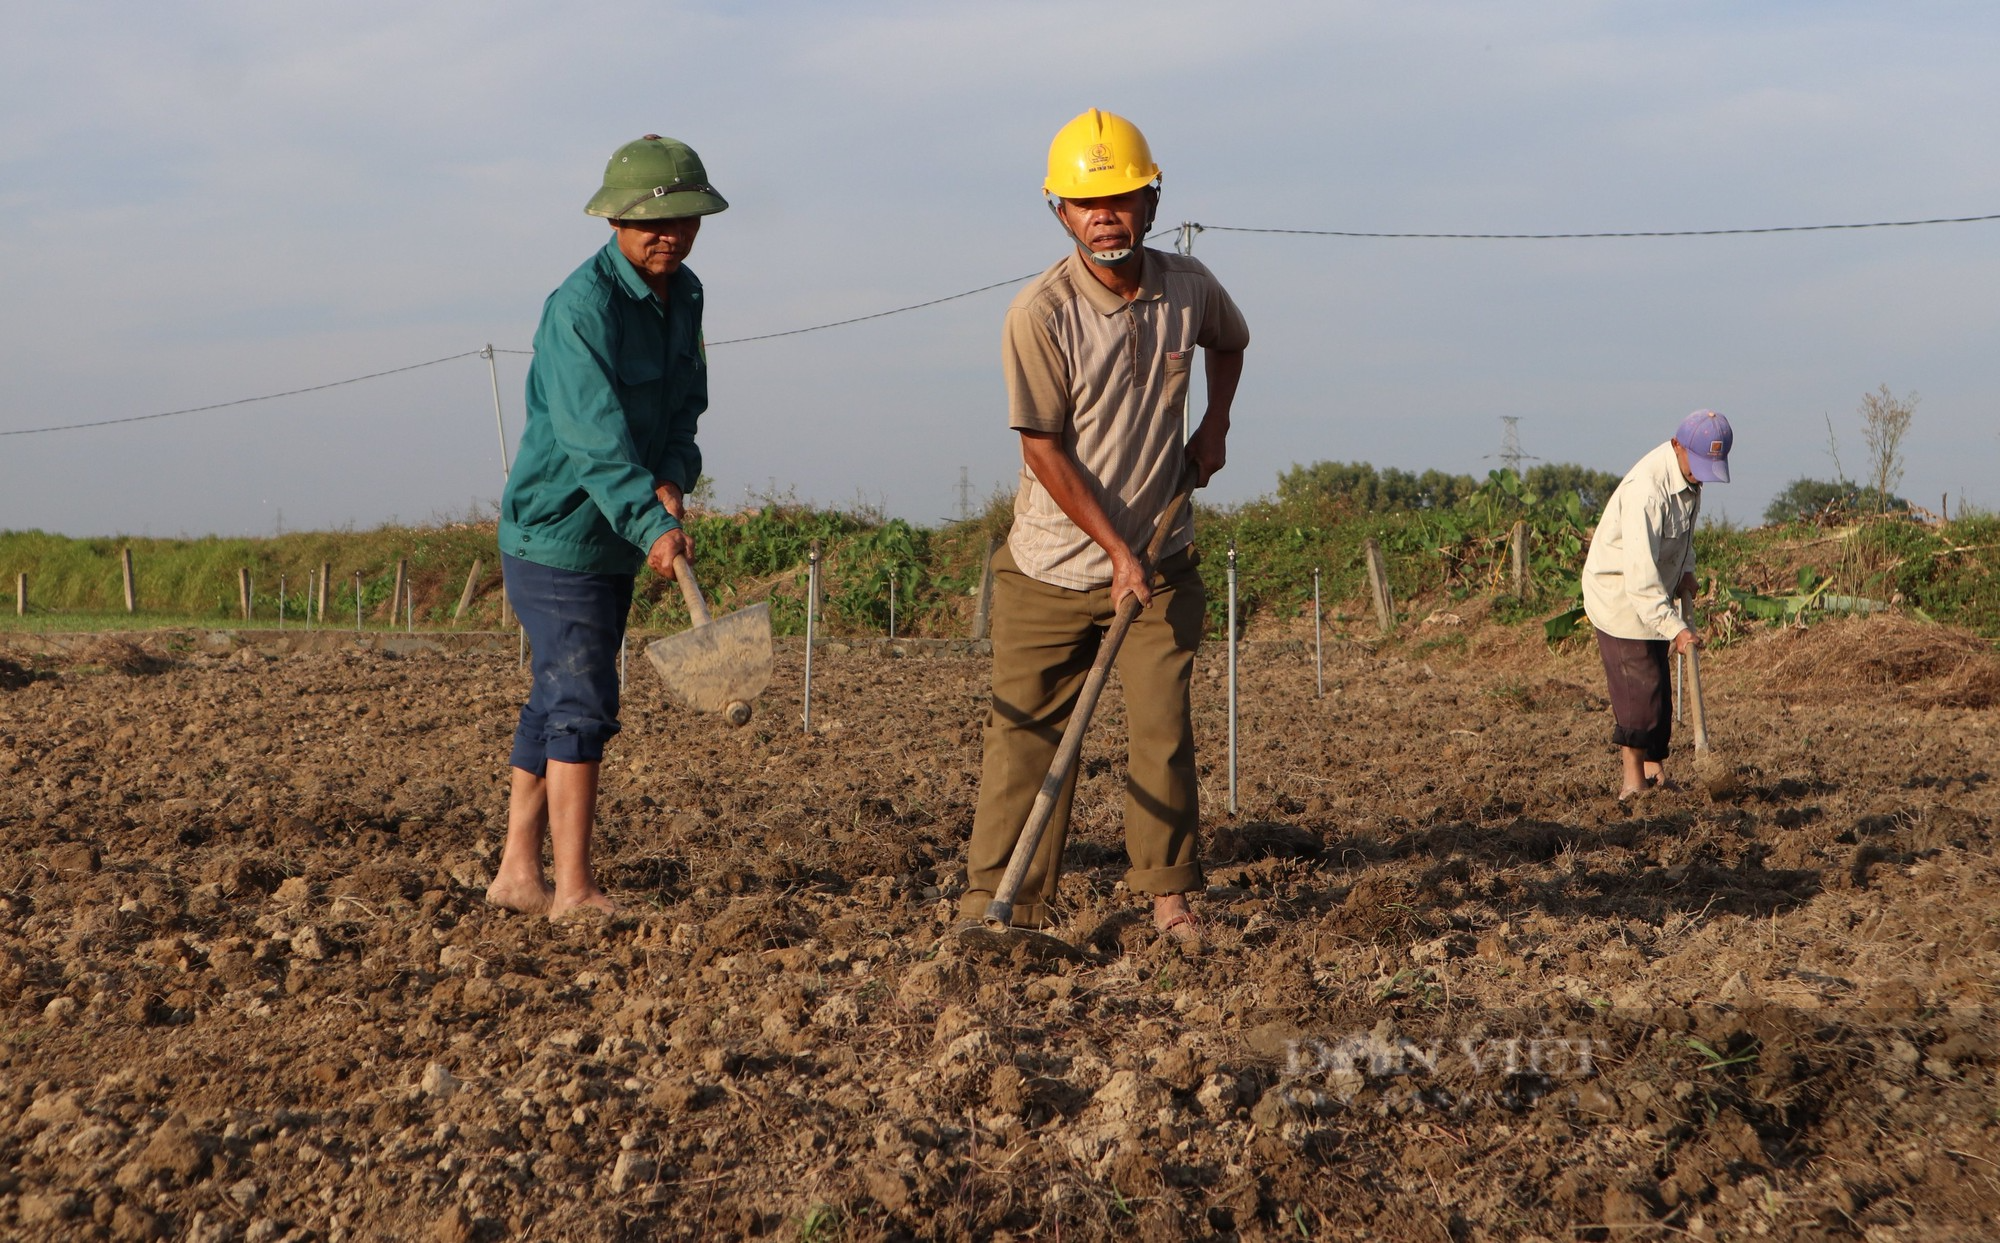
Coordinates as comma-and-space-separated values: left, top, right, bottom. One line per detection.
2, 616, 1996, 1242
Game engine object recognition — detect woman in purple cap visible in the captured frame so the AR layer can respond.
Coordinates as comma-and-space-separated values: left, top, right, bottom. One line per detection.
1578, 410, 1733, 800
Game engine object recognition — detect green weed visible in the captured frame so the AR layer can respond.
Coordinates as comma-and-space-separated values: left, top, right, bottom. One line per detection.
797, 1203, 842, 1243
1685, 1036, 1758, 1072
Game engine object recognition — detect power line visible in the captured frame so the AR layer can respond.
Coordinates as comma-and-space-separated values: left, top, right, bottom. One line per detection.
6, 212, 1995, 438
1192, 211, 2000, 240
0, 351, 482, 438
707, 274, 1036, 346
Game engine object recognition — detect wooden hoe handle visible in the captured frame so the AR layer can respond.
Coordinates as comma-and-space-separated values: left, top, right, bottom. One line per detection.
673, 556, 712, 628
1680, 584, 1710, 752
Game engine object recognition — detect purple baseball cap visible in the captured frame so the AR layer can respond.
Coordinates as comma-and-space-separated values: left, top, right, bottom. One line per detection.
1675, 409, 1733, 483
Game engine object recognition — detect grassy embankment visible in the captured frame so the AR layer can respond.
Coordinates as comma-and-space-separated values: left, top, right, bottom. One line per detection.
4, 475, 1996, 643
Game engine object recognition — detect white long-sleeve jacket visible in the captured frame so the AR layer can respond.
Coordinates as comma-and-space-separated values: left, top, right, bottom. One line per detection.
1581, 441, 1700, 641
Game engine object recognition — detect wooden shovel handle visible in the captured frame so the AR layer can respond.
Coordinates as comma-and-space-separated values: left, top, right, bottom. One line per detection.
984, 475, 1197, 929
673, 556, 712, 628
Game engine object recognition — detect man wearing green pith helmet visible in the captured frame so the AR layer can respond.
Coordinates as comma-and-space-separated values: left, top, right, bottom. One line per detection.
488, 136, 728, 919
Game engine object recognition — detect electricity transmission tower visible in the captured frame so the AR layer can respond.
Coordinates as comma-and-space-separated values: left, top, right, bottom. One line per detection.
1488, 416, 1540, 476
956, 466, 973, 522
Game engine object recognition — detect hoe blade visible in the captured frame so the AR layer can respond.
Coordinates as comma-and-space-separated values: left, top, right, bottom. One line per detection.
643, 602, 773, 715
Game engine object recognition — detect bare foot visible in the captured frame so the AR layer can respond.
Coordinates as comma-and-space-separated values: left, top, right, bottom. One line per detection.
548, 889, 616, 920
485, 874, 554, 914
1160, 895, 1200, 955
1153, 893, 1203, 950
1617, 784, 1647, 804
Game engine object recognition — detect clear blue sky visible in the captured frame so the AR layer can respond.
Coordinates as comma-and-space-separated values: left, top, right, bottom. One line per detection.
4, 1, 1997, 536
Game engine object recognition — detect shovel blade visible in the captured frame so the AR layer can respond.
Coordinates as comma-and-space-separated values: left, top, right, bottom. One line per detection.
644, 602, 773, 714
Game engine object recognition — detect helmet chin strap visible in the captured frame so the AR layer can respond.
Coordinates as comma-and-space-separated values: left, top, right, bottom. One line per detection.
1049, 188, 1158, 268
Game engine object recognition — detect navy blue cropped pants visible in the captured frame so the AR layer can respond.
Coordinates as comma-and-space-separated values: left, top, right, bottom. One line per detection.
503, 553, 634, 774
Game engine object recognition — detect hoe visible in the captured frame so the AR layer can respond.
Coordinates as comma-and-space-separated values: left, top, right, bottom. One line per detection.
959, 476, 1196, 958
645, 557, 773, 728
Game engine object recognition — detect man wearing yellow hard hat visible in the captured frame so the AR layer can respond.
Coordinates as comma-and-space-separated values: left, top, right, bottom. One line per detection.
960, 109, 1249, 949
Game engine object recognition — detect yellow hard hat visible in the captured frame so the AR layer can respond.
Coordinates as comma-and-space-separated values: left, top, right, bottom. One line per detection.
1043, 109, 1161, 199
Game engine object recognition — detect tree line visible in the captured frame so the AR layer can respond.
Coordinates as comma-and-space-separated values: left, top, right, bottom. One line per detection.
1277, 460, 1624, 516
1279, 385, 1927, 528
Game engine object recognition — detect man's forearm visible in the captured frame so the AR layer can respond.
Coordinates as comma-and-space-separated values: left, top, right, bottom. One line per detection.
1201, 348, 1244, 429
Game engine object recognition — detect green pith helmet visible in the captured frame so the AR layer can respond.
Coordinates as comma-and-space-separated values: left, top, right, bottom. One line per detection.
584, 134, 729, 220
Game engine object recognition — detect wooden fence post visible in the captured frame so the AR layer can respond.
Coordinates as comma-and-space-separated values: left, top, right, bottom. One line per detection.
1509, 520, 1532, 600
14, 573, 24, 617
971, 536, 997, 641
390, 559, 407, 626
238, 568, 252, 622
316, 562, 330, 623
1364, 537, 1395, 635
454, 557, 484, 624
121, 548, 137, 614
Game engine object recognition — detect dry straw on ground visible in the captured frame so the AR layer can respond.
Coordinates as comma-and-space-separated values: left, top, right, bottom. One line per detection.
1766, 612, 2000, 708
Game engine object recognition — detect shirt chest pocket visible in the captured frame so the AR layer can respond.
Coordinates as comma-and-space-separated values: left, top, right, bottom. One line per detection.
615, 327, 697, 411
616, 346, 664, 389
1158, 347, 1193, 412
1659, 506, 1693, 542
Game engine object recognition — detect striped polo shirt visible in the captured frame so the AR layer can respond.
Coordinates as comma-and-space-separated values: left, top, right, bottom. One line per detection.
1001, 247, 1250, 589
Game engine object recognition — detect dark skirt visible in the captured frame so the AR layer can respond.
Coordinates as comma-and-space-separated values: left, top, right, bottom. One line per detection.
1594, 629, 1672, 761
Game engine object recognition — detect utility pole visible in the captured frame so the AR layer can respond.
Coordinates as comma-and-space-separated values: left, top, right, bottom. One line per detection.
482, 344, 511, 482
1175, 222, 1201, 440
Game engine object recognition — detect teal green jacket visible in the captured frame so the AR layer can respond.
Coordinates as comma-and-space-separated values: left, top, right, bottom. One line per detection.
499, 239, 706, 575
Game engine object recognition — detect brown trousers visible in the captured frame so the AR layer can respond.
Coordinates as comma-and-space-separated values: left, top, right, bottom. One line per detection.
960, 544, 1207, 928
1595, 628, 1673, 762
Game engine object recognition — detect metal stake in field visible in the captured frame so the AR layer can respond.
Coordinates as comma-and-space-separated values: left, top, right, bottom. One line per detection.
354, 571, 362, 632
1227, 539, 1238, 817
803, 542, 820, 735
888, 567, 897, 640
1313, 566, 1323, 699
305, 570, 314, 632
279, 575, 286, 630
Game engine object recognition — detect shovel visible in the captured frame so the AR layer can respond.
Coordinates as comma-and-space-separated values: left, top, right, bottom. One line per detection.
1679, 584, 1739, 798
959, 475, 1196, 957
644, 557, 772, 728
